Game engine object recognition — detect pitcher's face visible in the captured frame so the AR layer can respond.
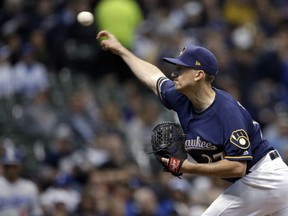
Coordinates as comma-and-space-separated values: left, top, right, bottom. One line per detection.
171, 66, 200, 92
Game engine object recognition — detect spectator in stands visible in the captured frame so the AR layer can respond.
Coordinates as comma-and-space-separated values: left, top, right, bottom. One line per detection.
63, 89, 100, 145
40, 172, 80, 216
16, 89, 59, 138
0, 147, 43, 216
264, 110, 288, 163
13, 43, 50, 99
0, 45, 14, 98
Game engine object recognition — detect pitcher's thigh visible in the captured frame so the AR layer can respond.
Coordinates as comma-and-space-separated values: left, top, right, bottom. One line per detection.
201, 181, 274, 216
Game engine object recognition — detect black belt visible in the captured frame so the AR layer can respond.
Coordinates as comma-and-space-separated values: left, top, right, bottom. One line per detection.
269, 150, 280, 160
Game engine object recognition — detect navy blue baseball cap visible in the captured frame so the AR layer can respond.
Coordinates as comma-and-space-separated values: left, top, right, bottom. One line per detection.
1, 149, 22, 165
162, 45, 219, 76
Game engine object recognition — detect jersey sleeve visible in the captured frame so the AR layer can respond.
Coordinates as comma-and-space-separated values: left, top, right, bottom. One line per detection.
156, 77, 183, 111
221, 104, 253, 162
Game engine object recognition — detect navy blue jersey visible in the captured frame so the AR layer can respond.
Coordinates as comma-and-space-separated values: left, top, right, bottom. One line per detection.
157, 78, 274, 182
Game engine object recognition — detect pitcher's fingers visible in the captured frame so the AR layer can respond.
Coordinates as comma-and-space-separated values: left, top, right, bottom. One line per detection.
102, 44, 109, 51
96, 30, 110, 39
161, 157, 169, 166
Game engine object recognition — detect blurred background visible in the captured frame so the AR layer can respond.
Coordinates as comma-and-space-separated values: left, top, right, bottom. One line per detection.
0, 0, 287, 215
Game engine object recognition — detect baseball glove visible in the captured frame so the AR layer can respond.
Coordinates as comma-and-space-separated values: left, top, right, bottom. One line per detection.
150, 122, 187, 177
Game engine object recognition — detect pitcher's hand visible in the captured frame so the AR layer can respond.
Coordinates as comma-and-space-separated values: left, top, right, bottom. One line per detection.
96, 30, 125, 55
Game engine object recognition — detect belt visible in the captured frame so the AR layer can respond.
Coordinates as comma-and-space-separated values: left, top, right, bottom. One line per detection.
249, 150, 281, 173
269, 150, 280, 160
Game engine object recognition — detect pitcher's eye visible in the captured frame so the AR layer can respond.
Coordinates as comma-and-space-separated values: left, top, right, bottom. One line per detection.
175, 66, 189, 74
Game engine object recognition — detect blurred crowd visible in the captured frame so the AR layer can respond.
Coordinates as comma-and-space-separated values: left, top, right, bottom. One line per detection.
0, 0, 288, 215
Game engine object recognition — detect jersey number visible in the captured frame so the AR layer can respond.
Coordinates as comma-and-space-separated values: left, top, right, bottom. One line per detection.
202, 152, 225, 163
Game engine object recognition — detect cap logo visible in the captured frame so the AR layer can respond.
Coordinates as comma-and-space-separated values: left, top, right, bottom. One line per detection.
179, 47, 186, 56
195, 61, 201, 66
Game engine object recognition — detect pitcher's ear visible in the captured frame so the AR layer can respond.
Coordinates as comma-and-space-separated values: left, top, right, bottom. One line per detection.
194, 70, 205, 81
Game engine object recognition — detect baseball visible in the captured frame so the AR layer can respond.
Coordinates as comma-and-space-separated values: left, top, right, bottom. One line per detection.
77, 11, 94, 26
